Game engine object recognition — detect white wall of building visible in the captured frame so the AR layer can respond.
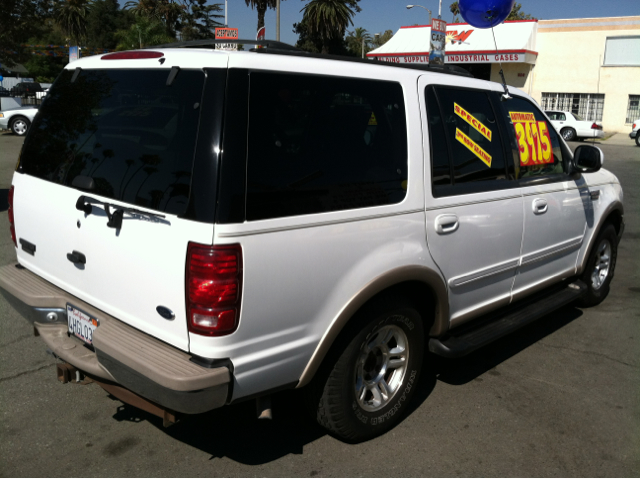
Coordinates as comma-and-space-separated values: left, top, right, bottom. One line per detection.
527, 17, 640, 133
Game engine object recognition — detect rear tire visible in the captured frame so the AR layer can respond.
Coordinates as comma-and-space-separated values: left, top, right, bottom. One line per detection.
577, 223, 618, 307
635, 134, 639, 147
307, 297, 424, 443
10, 116, 30, 136
561, 127, 576, 142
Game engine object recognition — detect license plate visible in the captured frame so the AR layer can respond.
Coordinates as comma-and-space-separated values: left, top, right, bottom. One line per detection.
67, 304, 99, 345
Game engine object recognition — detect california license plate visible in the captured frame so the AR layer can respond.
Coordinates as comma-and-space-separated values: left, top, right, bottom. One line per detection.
67, 304, 99, 345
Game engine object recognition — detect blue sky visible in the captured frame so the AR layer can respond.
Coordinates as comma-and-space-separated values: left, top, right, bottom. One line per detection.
224, 0, 640, 46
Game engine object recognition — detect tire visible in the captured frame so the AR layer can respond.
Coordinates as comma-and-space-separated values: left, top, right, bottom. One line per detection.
307, 297, 424, 443
561, 127, 576, 142
10, 117, 30, 136
635, 134, 639, 147
577, 223, 618, 307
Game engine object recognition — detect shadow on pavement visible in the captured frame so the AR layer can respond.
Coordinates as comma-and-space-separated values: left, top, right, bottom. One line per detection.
105, 305, 583, 464
111, 386, 325, 464
433, 305, 583, 385
0, 188, 8, 212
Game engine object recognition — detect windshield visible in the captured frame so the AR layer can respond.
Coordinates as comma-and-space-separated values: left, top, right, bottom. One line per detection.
572, 112, 585, 121
20, 68, 205, 215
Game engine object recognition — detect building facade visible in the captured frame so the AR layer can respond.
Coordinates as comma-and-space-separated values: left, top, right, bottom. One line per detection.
368, 16, 640, 133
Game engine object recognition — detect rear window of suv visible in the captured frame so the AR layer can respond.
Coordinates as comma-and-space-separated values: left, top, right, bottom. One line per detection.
19, 68, 206, 215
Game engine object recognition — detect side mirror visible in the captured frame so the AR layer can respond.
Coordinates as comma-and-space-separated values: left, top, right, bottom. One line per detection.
573, 145, 603, 173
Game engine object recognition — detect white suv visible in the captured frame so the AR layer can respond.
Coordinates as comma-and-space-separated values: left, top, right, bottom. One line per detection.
0, 41, 624, 442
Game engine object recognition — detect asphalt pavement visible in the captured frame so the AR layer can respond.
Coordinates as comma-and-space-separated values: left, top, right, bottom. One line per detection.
0, 131, 638, 477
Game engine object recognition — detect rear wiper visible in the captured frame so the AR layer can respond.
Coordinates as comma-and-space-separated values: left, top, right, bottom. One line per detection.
76, 195, 166, 229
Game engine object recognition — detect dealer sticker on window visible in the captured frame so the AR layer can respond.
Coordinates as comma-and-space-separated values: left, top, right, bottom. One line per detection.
509, 111, 553, 166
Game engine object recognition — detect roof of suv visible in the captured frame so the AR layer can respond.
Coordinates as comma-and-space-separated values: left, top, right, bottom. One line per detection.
70, 39, 473, 79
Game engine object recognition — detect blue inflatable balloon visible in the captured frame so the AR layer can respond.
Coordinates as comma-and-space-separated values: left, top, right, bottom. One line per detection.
459, 0, 515, 29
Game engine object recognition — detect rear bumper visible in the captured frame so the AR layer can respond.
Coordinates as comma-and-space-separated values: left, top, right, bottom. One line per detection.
0, 263, 231, 414
630, 131, 638, 139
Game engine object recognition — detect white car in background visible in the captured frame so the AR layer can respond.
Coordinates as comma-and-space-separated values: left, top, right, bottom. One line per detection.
0, 106, 39, 136
629, 119, 640, 146
545, 110, 604, 141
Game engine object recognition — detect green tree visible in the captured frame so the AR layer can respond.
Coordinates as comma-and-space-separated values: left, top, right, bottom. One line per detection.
300, 0, 356, 55
125, 0, 183, 36
371, 29, 393, 48
24, 55, 64, 82
114, 16, 175, 49
244, 0, 279, 33
346, 27, 371, 57
179, 0, 224, 41
0, 0, 56, 68
86, 0, 129, 49
55, 0, 94, 45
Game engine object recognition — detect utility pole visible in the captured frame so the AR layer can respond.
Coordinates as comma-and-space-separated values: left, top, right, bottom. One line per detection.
225, 0, 228, 27
276, 0, 281, 41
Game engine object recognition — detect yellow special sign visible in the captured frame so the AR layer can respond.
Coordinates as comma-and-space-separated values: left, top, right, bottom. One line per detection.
509, 111, 537, 123
454, 103, 492, 141
455, 128, 492, 167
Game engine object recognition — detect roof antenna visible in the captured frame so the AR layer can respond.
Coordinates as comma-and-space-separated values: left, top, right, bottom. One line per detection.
491, 26, 511, 101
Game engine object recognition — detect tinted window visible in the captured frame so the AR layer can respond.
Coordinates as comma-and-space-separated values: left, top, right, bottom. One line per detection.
432, 86, 507, 185
20, 69, 206, 215
425, 87, 451, 186
498, 96, 566, 179
245, 72, 407, 221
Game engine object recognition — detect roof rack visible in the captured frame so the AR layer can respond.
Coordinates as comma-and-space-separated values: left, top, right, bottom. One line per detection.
147, 38, 472, 78
147, 38, 301, 52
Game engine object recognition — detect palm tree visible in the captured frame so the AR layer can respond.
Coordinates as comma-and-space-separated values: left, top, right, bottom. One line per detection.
244, 0, 278, 33
346, 27, 371, 57
55, 0, 94, 45
301, 0, 355, 54
114, 16, 175, 50
125, 0, 184, 36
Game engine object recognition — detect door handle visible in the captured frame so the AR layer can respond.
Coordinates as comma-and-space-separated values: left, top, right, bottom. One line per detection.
67, 250, 86, 265
434, 214, 459, 234
532, 199, 548, 215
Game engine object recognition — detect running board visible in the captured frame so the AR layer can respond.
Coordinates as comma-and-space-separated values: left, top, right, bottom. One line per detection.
429, 281, 587, 358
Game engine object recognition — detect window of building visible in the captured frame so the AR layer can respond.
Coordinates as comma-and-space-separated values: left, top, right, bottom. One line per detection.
541, 93, 605, 122
603, 36, 640, 66
626, 95, 640, 124
245, 72, 408, 221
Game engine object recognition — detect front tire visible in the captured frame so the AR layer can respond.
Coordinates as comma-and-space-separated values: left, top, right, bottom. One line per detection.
308, 298, 424, 443
561, 127, 576, 142
578, 223, 618, 307
10, 117, 30, 136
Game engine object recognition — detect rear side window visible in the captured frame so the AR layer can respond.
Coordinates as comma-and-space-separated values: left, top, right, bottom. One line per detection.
19, 68, 206, 215
425, 85, 510, 195
498, 96, 567, 179
245, 72, 407, 221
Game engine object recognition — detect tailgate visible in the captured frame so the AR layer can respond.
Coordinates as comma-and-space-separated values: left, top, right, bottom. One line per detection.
12, 66, 218, 351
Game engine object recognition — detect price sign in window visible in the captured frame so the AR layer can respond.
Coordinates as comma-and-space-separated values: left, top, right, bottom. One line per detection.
509, 111, 553, 166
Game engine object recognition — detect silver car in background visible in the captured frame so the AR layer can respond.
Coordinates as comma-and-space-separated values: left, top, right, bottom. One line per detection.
0, 106, 39, 136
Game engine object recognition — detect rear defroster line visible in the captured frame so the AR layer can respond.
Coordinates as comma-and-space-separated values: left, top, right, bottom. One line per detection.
75, 195, 167, 230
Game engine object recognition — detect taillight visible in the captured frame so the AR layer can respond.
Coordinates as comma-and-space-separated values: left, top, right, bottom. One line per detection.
7, 186, 16, 247
101, 51, 164, 60
634, 123, 637, 129
186, 243, 242, 336
591, 122, 603, 130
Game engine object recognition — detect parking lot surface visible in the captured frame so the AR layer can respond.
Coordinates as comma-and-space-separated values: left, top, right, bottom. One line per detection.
0, 131, 638, 477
